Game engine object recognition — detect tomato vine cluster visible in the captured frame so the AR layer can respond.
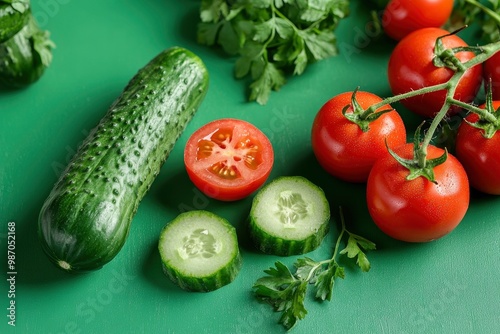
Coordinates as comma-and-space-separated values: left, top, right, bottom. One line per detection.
312, 24, 500, 243
184, 1, 500, 245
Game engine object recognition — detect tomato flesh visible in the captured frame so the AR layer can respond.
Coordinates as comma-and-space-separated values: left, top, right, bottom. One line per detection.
184, 118, 274, 201
366, 144, 470, 242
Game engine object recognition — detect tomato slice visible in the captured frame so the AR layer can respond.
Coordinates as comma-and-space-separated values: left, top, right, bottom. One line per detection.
184, 118, 274, 201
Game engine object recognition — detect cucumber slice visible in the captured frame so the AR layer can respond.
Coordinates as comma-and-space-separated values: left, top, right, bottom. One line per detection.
249, 176, 330, 256
158, 210, 242, 292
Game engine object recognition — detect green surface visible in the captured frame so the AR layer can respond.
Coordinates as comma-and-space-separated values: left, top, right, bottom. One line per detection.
1, 1, 499, 333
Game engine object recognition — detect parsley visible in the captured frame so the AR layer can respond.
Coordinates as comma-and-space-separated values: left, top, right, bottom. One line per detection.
30, 20, 56, 68
253, 206, 376, 331
0, 0, 30, 13
197, 0, 350, 105
449, 0, 500, 43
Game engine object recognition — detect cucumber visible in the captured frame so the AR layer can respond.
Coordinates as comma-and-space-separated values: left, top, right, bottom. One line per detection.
249, 176, 330, 256
38, 47, 209, 273
158, 210, 242, 292
0, 13, 55, 89
0, 1, 30, 43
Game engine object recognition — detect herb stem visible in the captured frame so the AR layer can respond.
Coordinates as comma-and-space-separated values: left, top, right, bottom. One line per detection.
464, 0, 500, 25
305, 205, 355, 282
304, 206, 347, 282
334, 206, 347, 259
272, 4, 299, 33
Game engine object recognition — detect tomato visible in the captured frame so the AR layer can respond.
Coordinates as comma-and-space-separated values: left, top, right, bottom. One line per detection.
311, 91, 406, 183
455, 101, 500, 195
388, 28, 483, 119
483, 51, 500, 100
382, 0, 454, 41
366, 143, 470, 242
184, 118, 274, 201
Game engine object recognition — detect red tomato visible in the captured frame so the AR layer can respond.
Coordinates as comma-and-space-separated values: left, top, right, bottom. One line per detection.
184, 118, 274, 201
382, 0, 454, 41
456, 101, 500, 195
366, 143, 470, 242
388, 28, 483, 119
483, 51, 500, 100
311, 91, 406, 183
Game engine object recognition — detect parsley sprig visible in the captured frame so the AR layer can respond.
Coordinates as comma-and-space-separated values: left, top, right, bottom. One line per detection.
197, 0, 350, 105
252, 206, 375, 331
449, 0, 500, 43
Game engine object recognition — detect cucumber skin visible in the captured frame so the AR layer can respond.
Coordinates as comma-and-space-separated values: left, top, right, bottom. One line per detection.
248, 176, 331, 256
38, 47, 209, 273
249, 216, 330, 256
161, 249, 242, 292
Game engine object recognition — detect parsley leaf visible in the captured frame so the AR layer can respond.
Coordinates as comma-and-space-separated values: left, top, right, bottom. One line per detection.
26, 16, 56, 68
253, 261, 308, 330
32, 28, 56, 68
253, 206, 375, 331
449, 0, 500, 43
339, 233, 376, 272
249, 61, 286, 105
314, 261, 344, 301
197, 0, 349, 104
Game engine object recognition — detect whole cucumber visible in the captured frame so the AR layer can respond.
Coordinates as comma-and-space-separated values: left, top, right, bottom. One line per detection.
38, 47, 209, 272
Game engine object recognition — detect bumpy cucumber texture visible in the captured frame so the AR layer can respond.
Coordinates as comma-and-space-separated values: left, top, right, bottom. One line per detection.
249, 176, 331, 256
158, 210, 242, 292
38, 47, 209, 272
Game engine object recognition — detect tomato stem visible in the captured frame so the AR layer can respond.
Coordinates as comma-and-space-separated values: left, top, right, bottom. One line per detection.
449, 98, 498, 123
367, 83, 450, 113
418, 79, 458, 167
418, 41, 500, 163
367, 39, 500, 170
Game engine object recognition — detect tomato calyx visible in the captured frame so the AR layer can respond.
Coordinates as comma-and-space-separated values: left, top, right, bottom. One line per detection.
432, 27, 481, 72
461, 85, 500, 139
386, 124, 447, 183
374, 37, 500, 184
342, 88, 393, 132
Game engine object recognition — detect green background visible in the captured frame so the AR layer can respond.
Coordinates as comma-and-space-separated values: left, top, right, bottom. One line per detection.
1, 0, 499, 333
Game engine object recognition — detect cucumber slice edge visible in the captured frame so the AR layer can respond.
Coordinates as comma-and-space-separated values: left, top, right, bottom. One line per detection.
249, 176, 331, 256
158, 210, 242, 292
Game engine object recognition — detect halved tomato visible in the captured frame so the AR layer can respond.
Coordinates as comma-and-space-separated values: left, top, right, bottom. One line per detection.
184, 118, 274, 201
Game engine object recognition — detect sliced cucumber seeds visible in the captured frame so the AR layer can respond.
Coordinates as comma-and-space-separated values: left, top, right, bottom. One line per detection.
249, 176, 331, 256
158, 210, 242, 292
